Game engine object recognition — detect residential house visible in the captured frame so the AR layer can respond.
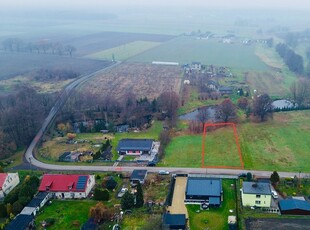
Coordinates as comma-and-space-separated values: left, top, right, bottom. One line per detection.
117, 139, 154, 156
279, 199, 310, 215
38, 174, 95, 199
218, 86, 233, 95
116, 124, 129, 133
130, 170, 147, 185
185, 177, 223, 206
241, 182, 272, 208
0, 173, 20, 200
4, 214, 34, 230
190, 62, 202, 71
206, 80, 218, 91
20, 192, 51, 216
163, 213, 186, 230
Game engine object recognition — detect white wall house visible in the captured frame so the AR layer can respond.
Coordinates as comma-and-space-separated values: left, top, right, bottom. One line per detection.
38, 174, 95, 199
241, 182, 272, 208
0, 173, 20, 200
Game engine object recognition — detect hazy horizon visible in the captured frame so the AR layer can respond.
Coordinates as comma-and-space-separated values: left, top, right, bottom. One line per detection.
2, 0, 310, 11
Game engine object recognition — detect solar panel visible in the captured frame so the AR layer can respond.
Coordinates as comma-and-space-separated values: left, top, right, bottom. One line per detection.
76, 175, 88, 190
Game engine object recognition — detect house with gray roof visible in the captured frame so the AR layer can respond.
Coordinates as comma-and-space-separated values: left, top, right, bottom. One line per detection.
185, 177, 222, 206
241, 182, 272, 207
116, 139, 154, 156
163, 213, 187, 229
130, 170, 147, 185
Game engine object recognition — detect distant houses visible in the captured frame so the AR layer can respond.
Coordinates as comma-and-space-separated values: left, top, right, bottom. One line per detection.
38, 174, 95, 199
0, 173, 20, 200
241, 182, 272, 208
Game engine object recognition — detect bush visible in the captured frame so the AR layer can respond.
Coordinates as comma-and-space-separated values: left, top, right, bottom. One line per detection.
0, 204, 7, 218
12, 201, 23, 215
94, 188, 110, 201
104, 176, 117, 190
45, 218, 55, 227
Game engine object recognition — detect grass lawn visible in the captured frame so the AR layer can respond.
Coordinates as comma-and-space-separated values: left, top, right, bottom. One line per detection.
35, 200, 97, 230
162, 111, 310, 172
239, 111, 310, 172
129, 36, 269, 71
203, 125, 242, 168
85, 41, 161, 61
187, 179, 237, 230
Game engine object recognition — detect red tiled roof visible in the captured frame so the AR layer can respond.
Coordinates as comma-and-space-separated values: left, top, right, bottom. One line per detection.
38, 174, 89, 192
0, 173, 8, 189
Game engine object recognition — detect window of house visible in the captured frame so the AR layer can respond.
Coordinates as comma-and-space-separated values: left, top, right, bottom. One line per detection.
255, 200, 261, 205
256, 195, 261, 198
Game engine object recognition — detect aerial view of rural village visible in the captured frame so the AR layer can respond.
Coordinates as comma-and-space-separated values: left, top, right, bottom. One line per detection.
0, 0, 310, 229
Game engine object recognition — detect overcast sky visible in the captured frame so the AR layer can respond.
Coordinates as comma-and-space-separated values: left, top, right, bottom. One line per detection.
2, 0, 310, 11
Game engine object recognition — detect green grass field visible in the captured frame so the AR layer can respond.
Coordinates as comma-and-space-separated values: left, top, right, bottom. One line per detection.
129, 36, 269, 70
203, 126, 242, 167
187, 179, 237, 230
35, 200, 97, 230
85, 41, 161, 61
162, 111, 310, 172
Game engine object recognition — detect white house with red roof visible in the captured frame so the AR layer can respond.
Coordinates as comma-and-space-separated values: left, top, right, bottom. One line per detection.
38, 174, 95, 199
0, 173, 20, 200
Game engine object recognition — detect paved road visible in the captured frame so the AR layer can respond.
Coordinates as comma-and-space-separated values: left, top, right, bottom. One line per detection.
23, 61, 309, 179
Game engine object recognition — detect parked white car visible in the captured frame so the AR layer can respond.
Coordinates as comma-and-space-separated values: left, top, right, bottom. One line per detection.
158, 170, 170, 175
271, 190, 278, 199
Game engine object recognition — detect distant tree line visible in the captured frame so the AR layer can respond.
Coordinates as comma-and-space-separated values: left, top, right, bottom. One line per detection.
276, 43, 304, 74
1, 37, 76, 57
0, 86, 55, 159
58, 90, 180, 132
34, 68, 79, 82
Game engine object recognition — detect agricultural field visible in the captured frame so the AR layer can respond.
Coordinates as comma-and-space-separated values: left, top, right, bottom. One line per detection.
85, 41, 161, 61
162, 111, 310, 172
67, 31, 174, 56
0, 52, 109, 80
129, 36, 269, 71
187, 179, 237, 230
244, 70, 296, 97
81, 63, 182, 101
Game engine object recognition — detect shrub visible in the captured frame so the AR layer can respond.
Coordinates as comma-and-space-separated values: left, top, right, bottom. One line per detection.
104, 176, 117, 190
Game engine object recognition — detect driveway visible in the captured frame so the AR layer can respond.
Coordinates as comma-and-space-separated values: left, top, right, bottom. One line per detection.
167, 177, 188, 218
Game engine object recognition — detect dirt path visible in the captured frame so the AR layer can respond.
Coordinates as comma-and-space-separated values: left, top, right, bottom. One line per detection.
167, 177, 188, 218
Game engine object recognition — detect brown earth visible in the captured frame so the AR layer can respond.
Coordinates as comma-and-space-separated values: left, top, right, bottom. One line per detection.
82, 63, 182, 100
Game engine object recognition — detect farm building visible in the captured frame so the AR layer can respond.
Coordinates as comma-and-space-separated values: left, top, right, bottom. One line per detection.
279, 199, 310, 215
5, 214, 35, 230
116, 139, 154, 155
38, 174, 95, 199
162, 213, 186, 230
0, 173, 20, 200
130, 170, 147, 185
185, 177, 222, 206
241, 182, 272, 208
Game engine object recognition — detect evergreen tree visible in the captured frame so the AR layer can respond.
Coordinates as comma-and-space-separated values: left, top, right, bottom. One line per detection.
135, 181, 144, 208
121, 191, 135, 210
270, 171, 280, 185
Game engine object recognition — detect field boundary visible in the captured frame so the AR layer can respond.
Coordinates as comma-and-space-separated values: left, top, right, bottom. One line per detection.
201, 122, 244, 169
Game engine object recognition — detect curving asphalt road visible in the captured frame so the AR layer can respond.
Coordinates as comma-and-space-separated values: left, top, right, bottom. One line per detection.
24, 61, 309, 179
